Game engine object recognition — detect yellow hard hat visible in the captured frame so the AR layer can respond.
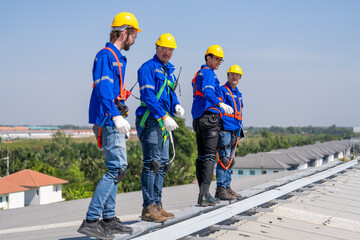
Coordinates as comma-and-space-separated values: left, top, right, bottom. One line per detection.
111, 12, 142, 32
227, 65, 243, 77
155, 33, 177, 49
205, 45, 224, 58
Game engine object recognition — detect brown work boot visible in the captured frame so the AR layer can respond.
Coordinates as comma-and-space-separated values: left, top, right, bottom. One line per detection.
157, 203, 175, 219
215, 186, 236, 201
141, 203, 167, 223
226, 187, 242, 198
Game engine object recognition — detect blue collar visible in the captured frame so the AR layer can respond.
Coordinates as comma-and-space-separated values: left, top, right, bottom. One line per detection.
201, 64, 214, 71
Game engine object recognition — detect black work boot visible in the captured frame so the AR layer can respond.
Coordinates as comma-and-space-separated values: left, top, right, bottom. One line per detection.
199, 193, 221, 207
215, 186, 236, 201
77, 219, 114, 240
102, 216, 133, 234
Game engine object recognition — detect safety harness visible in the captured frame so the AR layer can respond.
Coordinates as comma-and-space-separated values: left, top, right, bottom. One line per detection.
94, 47, 131, 149
137, 68, 176, 145
192, 67, 223, 117
223, 85, 242, 120
217, 85, 243, 169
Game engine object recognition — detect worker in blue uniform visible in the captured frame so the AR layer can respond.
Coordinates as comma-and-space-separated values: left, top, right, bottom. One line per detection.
191, 45, 234, 207
136, 33, 184, 223
78, 12, 141, 240
215, 65, 244, 201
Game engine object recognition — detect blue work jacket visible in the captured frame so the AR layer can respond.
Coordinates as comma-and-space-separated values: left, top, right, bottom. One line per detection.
191, 64, 223, 120
135, 54, 180, 120
221, 82, 243, 131
89, 42, 127, 126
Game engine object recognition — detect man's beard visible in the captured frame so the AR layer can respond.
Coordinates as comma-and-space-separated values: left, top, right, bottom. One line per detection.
123, 34, 131, 51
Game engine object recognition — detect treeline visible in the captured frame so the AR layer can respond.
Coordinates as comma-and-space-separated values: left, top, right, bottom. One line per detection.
0, 123, 357, 200
247, 125, 356, 139
0, 119, 196, 200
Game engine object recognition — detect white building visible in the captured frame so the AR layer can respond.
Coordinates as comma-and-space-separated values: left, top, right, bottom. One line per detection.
1, 169, 68, 206
0, 179, 29, 209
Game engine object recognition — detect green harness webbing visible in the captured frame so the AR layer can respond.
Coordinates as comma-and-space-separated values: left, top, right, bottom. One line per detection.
138, 69, 175, 145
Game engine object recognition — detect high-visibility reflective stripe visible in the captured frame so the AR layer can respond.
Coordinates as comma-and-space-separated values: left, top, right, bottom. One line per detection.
94, 76, 114, 85
113, 62, 123, 67
203, 85, 215, 91
139, 85, 155, 91
225, 92, 240, 98
155, 69, 164, 74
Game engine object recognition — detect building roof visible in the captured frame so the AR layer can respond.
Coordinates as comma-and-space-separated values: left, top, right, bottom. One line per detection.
1, 169, 68, 188
0, 179, 29, 195
234, 140, 352, 170
235, 153, 291, 170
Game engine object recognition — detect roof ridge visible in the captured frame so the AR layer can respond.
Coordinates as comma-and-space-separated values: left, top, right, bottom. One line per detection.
27, 169, 40, 187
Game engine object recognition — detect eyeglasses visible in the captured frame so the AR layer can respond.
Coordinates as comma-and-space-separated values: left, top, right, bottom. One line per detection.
157, 46, 174, 53
212, 56, 224, 63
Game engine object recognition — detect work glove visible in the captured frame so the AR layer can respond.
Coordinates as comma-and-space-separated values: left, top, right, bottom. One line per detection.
163, 115, 179, 131
219, 103, 234, 115
113, 116, 131, 134
174, 104, 185, 118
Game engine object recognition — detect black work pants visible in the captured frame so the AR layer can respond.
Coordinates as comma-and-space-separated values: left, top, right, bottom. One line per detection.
193, 112, 221, 192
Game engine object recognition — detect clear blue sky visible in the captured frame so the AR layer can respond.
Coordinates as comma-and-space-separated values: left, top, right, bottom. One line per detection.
1, 0, 359, 127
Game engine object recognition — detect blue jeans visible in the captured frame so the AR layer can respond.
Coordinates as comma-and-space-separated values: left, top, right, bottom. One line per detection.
136, 117, 169, 207
216, 131, 234, 188
86, 125, 127, 220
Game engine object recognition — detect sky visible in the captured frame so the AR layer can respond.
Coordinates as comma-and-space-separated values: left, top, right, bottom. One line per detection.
0, 0, 359, 128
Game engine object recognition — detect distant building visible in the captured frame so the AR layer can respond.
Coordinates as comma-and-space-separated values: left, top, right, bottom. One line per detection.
0, 169, 68, 209
0, 127, 94, 141
232, 140, 351, 178
353, 127, 360, 133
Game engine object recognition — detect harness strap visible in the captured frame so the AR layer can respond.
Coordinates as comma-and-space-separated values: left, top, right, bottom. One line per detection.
223, 85, 242, 120
93, 47, 130, 101
192, 67, 209, 98
138, 68, 173, 144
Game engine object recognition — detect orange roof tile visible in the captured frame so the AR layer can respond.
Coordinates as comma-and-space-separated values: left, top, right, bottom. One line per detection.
0, 179, 29, 194
2, 169, 68, 187
12, 127, 28, 130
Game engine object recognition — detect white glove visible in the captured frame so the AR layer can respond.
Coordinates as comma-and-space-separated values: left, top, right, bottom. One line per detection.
219, 103, 234, 114
163, 116, 179, 131
174, 104, 185, 118
113, 116, 131, 134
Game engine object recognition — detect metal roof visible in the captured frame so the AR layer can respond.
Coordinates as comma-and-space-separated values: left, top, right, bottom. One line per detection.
206, 164, 360, 240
